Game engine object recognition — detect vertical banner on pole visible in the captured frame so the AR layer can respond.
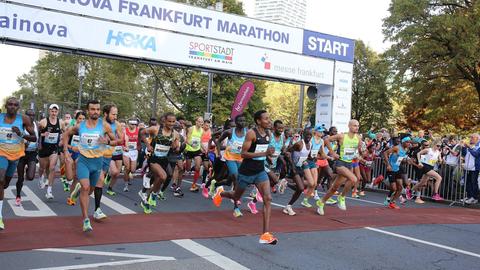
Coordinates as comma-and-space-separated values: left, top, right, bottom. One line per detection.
315, 84, 334, 128
230, 81, 255, 119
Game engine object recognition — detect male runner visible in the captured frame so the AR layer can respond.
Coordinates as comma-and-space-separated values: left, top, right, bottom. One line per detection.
317, 120, 363, 216
62, 100, 115, 232
123, 118, 140, 192
212, 110, 277, 245
38, 103, 64, 199
0, 97, 37, 230
185, 116, 204, 192
383, 137, 412, 209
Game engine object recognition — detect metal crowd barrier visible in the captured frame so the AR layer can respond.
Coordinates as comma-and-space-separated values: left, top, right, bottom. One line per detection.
368, 158, 471, 206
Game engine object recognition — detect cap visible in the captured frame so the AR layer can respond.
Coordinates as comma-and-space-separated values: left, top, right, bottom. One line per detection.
401, 137, 412, 143
49, 104, 59, 110
314, 124, 325, 132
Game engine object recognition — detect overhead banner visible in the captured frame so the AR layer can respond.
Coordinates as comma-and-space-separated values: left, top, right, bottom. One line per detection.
231, 81, 255, 119
0, 3, 334, 85
7, 0, 354, 62
331, 61, 354, 132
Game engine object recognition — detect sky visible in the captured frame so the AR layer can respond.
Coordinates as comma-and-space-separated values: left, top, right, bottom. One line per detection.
0, 0, 391, 102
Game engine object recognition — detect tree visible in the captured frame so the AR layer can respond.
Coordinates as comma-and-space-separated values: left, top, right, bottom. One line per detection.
383, 0, 480, 131
263, 82, 306, 127
351, 40, 392, 132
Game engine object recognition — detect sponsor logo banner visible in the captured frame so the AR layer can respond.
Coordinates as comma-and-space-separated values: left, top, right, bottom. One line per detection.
231, 81, 255, 119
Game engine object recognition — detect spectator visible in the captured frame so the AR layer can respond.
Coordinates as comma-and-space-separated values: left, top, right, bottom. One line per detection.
461, 133, 480, 204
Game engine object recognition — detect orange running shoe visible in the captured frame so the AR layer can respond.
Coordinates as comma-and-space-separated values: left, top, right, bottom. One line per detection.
388, 202, 400, 209
373, 175, 384, 186
259, 232, 278, 245
67, 197, 75, 206
212, 186, 224, 207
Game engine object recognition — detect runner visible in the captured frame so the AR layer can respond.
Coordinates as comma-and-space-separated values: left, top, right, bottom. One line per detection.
62, 100, 116, 232
212, 110, 277, 245
140, 112, 179, 214
59, 113, 73, 191
122, 118, 140, 192
214, 114, 247, 217
65, 111, 86, 206
0, 97, 37, 230
184, 116, 204, 192
38, 104, 64, 200
11, 109, 39, 206
382, 137, 412, 209
317, 120, 363, 216
412, 140, 444, 203
169, 120, 186, 197
200, 120, 212, 189
97, 105, 122, 215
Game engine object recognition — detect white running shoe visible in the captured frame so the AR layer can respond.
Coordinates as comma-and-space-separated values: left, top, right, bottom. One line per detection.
282, 205, 296, 216
93, 208, 107, 220
313, 190, 320, 201
45, 190, 54, 200
123, 184, 129, 192
138, 190, 147, 203
39, 176, 46, 189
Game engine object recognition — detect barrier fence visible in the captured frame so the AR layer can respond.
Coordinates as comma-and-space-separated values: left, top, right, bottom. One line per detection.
367, 158, 478, 207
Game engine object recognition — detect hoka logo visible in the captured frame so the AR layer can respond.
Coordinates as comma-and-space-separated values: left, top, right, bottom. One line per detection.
106, 30, 156, 52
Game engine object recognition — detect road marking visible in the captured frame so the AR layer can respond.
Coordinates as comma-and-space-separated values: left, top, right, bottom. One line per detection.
364, 227, 480, 259
31, 248, 175, 270
34, 248, 175, 259
318, 191, 384, 206
29, 258, 161, 270
89, 194, 135, 214
5, 186, 56, 217
172, 239, 250, 270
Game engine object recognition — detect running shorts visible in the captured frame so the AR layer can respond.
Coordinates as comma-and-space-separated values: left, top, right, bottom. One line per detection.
237, 171, 268, 189
123, 150, 138, 161
77, 155, 102, 186
0, 156, 19, 177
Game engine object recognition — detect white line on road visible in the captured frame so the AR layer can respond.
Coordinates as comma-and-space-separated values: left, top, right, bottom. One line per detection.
89, 194, 136, 214
29, 258, 160, 270
5, 186, 57, 217
33, 248, 175, 260
364, 227, 480, 259
172, 239, 250, 270
318, 191, 384, 206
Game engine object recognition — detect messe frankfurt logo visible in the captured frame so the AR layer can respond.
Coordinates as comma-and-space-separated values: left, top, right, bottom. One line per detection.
261, 54, 271, 70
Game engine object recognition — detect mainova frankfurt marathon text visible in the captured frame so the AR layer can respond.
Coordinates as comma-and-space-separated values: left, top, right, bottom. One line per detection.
59, 0, 291, 44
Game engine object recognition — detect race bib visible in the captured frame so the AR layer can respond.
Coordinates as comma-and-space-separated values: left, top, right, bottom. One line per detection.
113, 146, 123, 155
254, 144, 269, 153
0, 127, 19, 144
343, 147, 356, 160
80, 133, 100, 149
365, 160, 373, 167
272, 150, 281, 159
296, 156, 308, 167
191, 137, 200, 148
420, 155, 427, 164
395, 156, 405, 166
71, 135, 80, 147
127, 141, 137, 151
231, 140, 243, 153
45, 132, 59, 144
154, 144, 170, 157
310, 149, 319, 158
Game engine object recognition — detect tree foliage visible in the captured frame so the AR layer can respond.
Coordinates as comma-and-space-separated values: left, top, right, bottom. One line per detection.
351, 40, 392, 132
263, 82, 306, 127
383, 0, 480, 131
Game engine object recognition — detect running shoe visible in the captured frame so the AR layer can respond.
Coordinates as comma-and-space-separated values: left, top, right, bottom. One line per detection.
149, 193, 158, 207
282, 205, 296, 216
313, 190, 320, 201
138, 190, 147, 203
301, 198, 312, 208
39, 176, 46, 189
255, 188, 263, 203
45, 190, 54, 200
173, 187, 184, 197
71, 183, 81, 201
236, 200, 242, 206
337, 195, 346, 210
233, 207, 243, 218
399, 195, 406, 204
0, 218, 4, 230
93, 208, 107, 220
106, 188, 116, 196
158, 191, 166, 201
415, 198, 425, 204
259, 232, 278, 245
326, 198, 337, 205
208, 180, 216, 197
213, 186, 224, 207
373, 175, 384, 186
358, 191, 366, 197
201, 183, 209, 198
383, 197, 390, 206
278, 178, 288, 194
170, 183, 177, 191
104, 172, 111, 186
432, 193, 443, 201
141, 201, 152, 214
62, 179, 70, 192
66, 197, 75, 206
83, 218, 93, 232
190, 184, 199, 192
316, 200, 325, 215
15, 197, 21, 206
247, 201, 258, 214
351, 192, 360, 199
388, 202, 400, 209
123, 184, 129, 192
406, 188, 413, 200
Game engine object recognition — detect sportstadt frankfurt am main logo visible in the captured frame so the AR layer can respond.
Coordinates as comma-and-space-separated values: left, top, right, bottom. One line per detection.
261, 53, 271, 70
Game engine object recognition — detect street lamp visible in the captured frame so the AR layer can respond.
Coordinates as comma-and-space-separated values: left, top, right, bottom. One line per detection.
77, 63, 86, 109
